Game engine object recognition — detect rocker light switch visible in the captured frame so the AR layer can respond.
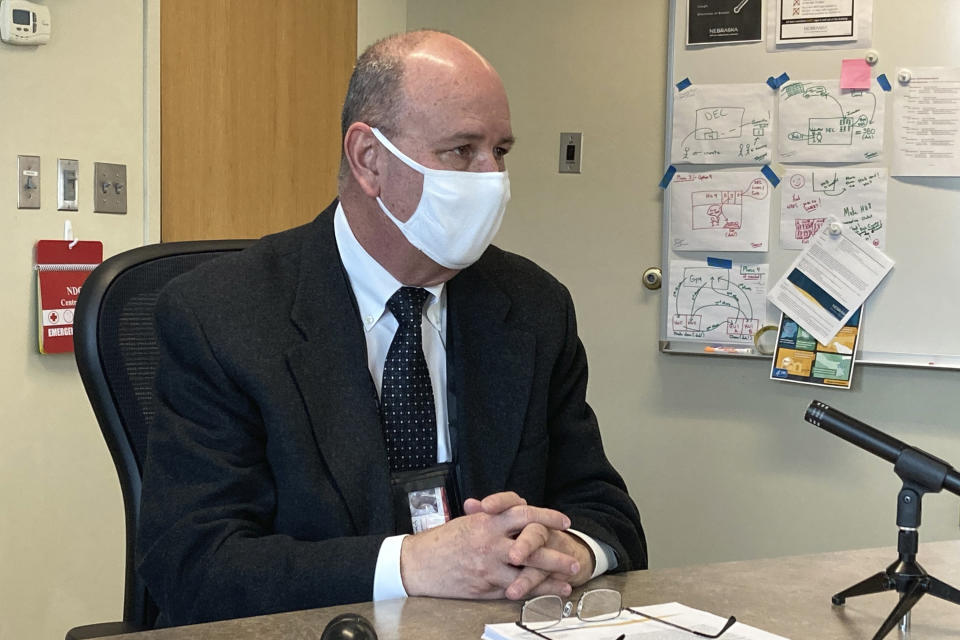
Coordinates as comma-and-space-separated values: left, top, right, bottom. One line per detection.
558, 132, 582, 174
58, 159, 79, 211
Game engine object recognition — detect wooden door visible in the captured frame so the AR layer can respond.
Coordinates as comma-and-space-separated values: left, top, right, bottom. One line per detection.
161, 0, 356, 240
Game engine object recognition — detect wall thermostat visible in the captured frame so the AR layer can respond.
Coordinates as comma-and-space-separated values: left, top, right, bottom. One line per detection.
0, 0, 51, 45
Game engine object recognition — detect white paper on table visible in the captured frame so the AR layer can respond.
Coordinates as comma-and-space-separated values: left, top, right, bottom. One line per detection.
768, 221, 893, 345
778, 79, 884, 163
670, 83, 775, 165
482, 602, 789, 640
780, 167, 887, 250
669, 171, 772, 252
892, 67, 960, 177
667, 258, 769, 344
775, 0, 857, 44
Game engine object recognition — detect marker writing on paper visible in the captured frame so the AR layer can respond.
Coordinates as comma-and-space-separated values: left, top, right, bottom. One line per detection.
704, 346, 753, 354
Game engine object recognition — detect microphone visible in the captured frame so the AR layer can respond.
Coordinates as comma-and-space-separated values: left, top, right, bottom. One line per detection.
805, 400, 960, 497
320, 613, 378, 640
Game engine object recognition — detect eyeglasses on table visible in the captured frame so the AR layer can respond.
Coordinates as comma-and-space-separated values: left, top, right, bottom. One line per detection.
515, 588, 737, 639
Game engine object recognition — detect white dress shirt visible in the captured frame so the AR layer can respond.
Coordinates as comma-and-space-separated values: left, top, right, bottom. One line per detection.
332, 204, 614, 600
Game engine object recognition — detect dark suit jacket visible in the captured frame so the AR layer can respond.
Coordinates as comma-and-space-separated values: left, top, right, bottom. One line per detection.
137, 201, 646, 626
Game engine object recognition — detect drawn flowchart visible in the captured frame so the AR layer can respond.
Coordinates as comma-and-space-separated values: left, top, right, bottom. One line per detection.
780, 168, 887, 249
779, 79, 885, 162
668, 260, 769, 343
670, 170, 771, 251
671, 83, 774, 164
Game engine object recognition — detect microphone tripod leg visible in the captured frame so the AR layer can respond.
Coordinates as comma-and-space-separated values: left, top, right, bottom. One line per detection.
927, 574, 960, 605
831, 571, 892, 605
872, 580, 924, 640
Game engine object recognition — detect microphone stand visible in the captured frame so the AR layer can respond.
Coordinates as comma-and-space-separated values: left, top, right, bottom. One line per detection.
806, 401, 960, 640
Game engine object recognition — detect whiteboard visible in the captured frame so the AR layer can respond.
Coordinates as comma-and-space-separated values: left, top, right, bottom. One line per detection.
660, 0, 960, 369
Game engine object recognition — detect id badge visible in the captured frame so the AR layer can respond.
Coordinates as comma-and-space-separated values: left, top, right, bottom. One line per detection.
390, 463, 462, 534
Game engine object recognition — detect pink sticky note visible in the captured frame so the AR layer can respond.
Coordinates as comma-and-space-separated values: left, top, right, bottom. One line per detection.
840, 59, 871, 90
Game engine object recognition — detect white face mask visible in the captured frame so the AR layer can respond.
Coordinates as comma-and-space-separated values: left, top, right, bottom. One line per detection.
371, 127, 511, 270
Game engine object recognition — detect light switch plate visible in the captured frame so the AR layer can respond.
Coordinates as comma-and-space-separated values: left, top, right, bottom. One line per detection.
58, 158, 79, 211
93, 162, 127, 214
17, 155, 40, 209
558, 132, 582, 174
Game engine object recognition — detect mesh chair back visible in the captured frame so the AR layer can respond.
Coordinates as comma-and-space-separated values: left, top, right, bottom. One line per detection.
74, 240, 254, 629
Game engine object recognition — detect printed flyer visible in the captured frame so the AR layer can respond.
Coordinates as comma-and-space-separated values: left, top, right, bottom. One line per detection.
771, 308, 862, 389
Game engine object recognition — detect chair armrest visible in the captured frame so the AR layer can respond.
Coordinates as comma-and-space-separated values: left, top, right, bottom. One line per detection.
66, 621, 146, 640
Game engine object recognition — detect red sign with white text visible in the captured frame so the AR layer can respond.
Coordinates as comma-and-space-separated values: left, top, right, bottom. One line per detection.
35, 240, 102, 354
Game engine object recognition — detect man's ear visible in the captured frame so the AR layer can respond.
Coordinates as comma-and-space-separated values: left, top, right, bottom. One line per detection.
343, 123, 382, 198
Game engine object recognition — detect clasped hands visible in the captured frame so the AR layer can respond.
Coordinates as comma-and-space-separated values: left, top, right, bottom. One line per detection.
400, 491, 594, 601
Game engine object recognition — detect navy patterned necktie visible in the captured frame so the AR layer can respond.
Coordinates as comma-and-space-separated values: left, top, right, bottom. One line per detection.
381, 287, 437, 472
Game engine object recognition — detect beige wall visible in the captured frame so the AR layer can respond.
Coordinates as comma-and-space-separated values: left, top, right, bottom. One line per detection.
0, 1, 147, 638
405, 0, 960, 569
358, 0, 407, 53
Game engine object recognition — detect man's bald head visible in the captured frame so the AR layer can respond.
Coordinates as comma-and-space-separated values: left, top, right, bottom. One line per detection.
341, 30, 430, 141
339, 31, 504, 181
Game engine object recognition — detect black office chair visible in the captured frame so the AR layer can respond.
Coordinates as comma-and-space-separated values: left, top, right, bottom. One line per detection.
68, 240, 255, 640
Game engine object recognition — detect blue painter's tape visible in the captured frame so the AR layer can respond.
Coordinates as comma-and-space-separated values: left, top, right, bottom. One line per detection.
767, 72, 790, 89
876, 73, 892, 91
658, 165, 677, 189
707, 257, 733, 269
761, 164, 781, 187
676, 77, 692, 91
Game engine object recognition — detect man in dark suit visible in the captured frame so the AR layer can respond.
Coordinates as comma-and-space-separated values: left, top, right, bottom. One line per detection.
137, 30, 646, 626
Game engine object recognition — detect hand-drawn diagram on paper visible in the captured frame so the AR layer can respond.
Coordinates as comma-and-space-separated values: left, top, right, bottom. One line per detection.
668, 259, 769, 343
670, 171, 771, 251
779, 79, 884, 163
781, 168, 887, 250
670, 83, 774, 164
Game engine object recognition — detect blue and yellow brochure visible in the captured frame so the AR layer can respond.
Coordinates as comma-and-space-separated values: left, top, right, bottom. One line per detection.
770, 308, 862, 389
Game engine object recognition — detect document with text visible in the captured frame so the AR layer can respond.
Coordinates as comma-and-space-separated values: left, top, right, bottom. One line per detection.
768, 222, 893, 345
776, 0, 857, 44
892, 67, 960, 176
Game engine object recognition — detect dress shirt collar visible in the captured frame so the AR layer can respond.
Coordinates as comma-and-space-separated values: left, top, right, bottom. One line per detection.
333, 202, 444, 334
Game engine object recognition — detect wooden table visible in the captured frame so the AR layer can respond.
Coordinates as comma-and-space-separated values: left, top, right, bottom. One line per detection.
114, 540, 960, 639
